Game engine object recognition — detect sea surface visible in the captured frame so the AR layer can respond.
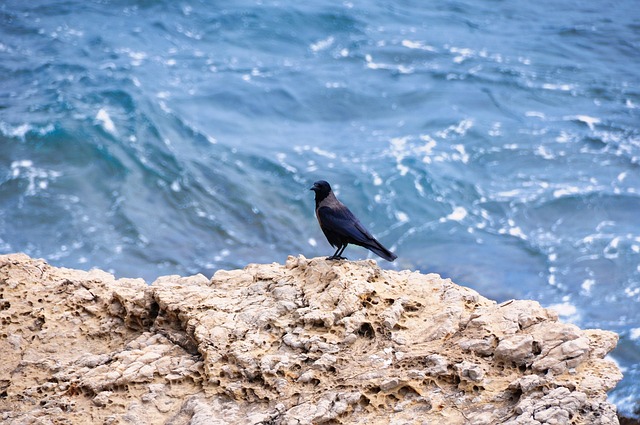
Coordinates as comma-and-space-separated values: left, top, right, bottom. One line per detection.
1, 0, 639, 417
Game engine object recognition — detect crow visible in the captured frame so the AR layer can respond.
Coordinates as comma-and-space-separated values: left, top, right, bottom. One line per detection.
310, 180, 397, 262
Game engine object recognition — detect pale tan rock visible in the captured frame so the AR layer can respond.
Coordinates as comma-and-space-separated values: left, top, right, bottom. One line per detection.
495, 334, 535, 364
0, 253, 622, 424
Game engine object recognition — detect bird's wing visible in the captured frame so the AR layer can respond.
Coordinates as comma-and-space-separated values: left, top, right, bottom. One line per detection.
317, 205, 375, 244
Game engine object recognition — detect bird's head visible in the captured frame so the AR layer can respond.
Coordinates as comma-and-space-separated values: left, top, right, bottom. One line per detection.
310, 180, 332, 199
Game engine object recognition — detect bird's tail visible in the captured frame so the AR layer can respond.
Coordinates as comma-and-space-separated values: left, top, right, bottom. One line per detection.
368, 240, 397, 262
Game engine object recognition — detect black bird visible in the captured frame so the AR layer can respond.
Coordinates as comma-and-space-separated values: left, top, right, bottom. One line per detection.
310, 180, 397, 262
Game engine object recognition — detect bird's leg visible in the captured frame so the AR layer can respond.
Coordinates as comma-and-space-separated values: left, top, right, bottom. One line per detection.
328, 244, 348, 260
327, 245, 348, 261
336, 244, 348, 259
327, 246, 341, 260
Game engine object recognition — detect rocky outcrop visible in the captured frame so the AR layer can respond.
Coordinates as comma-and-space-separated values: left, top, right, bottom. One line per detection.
0, 253, 622, 424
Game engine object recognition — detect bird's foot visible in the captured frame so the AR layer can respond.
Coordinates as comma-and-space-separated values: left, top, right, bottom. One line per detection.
327, 255, 348, 261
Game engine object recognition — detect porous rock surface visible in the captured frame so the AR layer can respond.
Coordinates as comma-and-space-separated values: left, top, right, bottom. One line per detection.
0, 253, 622, 424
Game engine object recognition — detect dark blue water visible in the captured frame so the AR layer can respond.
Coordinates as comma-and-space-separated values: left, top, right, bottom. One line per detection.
1, 0, 639, 416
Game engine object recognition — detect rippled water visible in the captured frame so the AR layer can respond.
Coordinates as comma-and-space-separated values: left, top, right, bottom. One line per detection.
1, 0, 639, 416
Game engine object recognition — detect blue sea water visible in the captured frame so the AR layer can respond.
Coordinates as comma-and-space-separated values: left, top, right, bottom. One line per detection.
1, 0, 639, 416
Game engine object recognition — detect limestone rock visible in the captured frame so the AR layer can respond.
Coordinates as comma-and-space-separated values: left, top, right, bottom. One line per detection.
0, 253, 622, 424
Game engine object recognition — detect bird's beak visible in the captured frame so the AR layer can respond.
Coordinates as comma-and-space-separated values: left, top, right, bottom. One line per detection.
310, 184, 317, 191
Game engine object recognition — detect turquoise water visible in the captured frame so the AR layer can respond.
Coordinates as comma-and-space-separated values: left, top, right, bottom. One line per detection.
1, 0, 639, 416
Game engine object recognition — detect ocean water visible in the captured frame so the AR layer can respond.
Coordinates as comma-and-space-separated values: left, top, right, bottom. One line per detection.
1, 0, 639, 416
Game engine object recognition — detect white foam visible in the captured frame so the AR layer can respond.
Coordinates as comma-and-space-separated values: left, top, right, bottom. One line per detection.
413, 179, 425, 196
496, 189, 522, 198
547, 301, 577, 318
418, 134, 437, 153
401, 39, 436, 52
128, 50, 147, 66
0, 122, 50, 140
440, 206, 467, 223
581, 279, 595, 294
630, 328, 640, 341
507, 226, 526, 238
553, 186, 581, 198
371, 172, 383, 186
604, 237, 620, 259
11, 159, 33, 173
11, 160, 61, 195
395, 211, 409, 223
624, 286, 640, 298
452, 144, 469, 163
535, 145, 555, 159
96, 108, 117, 136
311, 147, 337, 159
525, 111, 546, 119
310, 36, 334, 52
213, 249, 230, 262
449, 46, 474, 63
565, 115, 600, 131
389, 136, 411, 176
158, 100, 172, 113
498, 224, 527, 239
576, 115, 600, 130
488, 122, 502, 136
436, 119, 473, 139
391, 136, 410, 150
542, 83, 574, 91
365, 54, 414, 74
